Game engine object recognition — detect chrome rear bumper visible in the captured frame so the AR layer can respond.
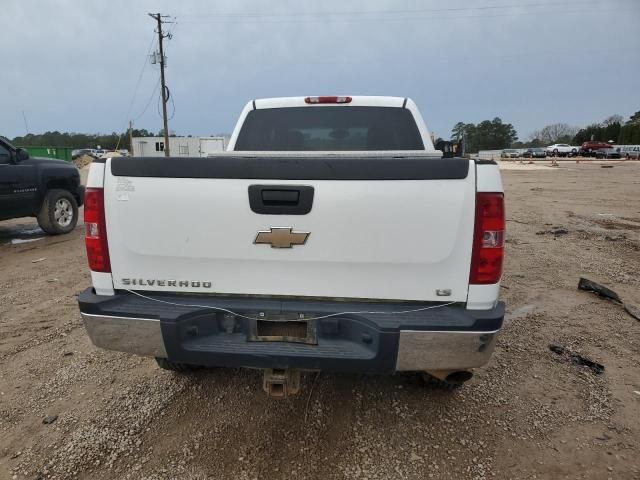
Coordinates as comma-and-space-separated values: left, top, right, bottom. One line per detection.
82, 312, 498, 371
81, 313, 167, 358
395, 330, 499, 371
79, 288, 503, 373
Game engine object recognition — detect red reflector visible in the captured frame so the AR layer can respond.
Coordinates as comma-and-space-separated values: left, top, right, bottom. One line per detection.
304, 96, 352, 104
470, 192, 505, 285
84, 187, 111, 273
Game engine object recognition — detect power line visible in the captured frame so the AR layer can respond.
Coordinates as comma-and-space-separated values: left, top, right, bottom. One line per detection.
178, 2, 629, 25
124, 33, 156, 121
179, 0, 598, 19
168, 89, 176, 121
163, 21, 178, 123
156, 86, 176, 121
179, 7, 631, 25
133, 77, 160, 122
21, 111, 30, 135
116, 32, 156, 150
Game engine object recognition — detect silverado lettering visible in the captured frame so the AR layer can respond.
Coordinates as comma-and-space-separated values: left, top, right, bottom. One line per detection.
121, 278, 212, 288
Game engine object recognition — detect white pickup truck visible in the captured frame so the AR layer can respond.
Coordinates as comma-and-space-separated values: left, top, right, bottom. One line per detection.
79, 96, 505, 398
545, 143, 578, 157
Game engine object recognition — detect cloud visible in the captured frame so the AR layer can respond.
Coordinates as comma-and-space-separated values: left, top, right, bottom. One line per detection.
2, 0, 639, 140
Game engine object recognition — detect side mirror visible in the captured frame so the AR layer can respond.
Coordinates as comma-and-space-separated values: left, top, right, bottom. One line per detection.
15, 148, 29, 161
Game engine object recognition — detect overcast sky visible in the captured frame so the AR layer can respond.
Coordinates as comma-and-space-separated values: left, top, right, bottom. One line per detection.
2, 0, 639, 141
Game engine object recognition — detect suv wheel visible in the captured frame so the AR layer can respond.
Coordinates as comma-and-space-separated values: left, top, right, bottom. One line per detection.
37, 189, 78, 235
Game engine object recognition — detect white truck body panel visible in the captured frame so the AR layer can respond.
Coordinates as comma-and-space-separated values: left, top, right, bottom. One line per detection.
103, 158, 477, 302
88, 96, 503, 310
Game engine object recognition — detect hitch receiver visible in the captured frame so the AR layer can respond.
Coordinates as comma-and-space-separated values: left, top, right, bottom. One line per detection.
262, 368, 301, 399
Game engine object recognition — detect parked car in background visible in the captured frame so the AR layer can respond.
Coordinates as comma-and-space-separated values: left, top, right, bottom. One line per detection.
579, 141, 612, 156
594, 148, 621, 159
521, 147, 546, 158
545, 144, 577, 157
71, 148, 98, 160
619, 145, 640, 159
501, 148, 519, 158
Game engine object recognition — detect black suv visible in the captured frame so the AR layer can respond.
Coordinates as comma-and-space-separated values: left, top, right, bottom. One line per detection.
0, 137, 84, 234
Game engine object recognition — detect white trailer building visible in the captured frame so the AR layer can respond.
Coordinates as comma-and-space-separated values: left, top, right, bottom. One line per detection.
131, 136, 226, 157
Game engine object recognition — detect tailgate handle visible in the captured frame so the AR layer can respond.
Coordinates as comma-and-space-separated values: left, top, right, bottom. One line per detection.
249, 185, 314, 215
262, 189, 299, 205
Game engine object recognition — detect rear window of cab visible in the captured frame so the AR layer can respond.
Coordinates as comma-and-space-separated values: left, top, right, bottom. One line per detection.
234, 106, 424, 151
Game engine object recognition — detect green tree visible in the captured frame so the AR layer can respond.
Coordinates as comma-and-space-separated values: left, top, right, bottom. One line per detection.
455, 118, 517, 152
11, 129, 154, 150
627, 111, 640, 126
450, 122, 467, 141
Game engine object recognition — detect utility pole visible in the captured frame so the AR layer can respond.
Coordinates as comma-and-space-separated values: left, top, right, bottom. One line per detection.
128, 120, 133, 156
149, 13, 171, 157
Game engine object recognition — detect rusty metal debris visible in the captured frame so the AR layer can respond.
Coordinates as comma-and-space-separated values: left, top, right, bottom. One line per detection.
624, 304, 640, 321
578, 277, 622, 303
549, 344, 604, 375
578, 277, 639, 321
536, 227, 568, 236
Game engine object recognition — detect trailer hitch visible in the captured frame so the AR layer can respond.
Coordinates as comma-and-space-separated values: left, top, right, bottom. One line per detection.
262, 368, 301, 399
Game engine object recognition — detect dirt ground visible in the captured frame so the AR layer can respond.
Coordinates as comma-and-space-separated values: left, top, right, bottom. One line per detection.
1, 162, 639, 480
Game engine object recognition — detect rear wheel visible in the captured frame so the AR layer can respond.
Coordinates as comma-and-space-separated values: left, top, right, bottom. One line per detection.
155, 357, 202, 372
37, 189, 78, 235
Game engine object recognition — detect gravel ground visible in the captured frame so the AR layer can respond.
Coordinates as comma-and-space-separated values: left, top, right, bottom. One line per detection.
1, 162, 639, 480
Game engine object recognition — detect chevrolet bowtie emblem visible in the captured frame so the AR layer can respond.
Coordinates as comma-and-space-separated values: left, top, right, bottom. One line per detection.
254, 227, 310, 248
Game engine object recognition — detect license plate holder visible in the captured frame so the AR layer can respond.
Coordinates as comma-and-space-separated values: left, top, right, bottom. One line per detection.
248, 313, 317, 345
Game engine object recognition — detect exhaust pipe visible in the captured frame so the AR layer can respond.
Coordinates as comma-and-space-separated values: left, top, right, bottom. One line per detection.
444, 370, 473, 384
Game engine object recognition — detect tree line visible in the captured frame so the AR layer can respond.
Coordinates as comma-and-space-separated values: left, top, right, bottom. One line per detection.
8, 109, 640, 153
449, 110, 640, 152
9, 129, 170, 150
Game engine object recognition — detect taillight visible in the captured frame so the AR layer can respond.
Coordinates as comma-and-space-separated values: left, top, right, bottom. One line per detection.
470, 192, 505, 285
84, 187, 111, 273
304, 96, 352, 104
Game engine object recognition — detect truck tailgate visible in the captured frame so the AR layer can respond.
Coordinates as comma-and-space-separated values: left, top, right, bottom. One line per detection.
103, 154, 475, 302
